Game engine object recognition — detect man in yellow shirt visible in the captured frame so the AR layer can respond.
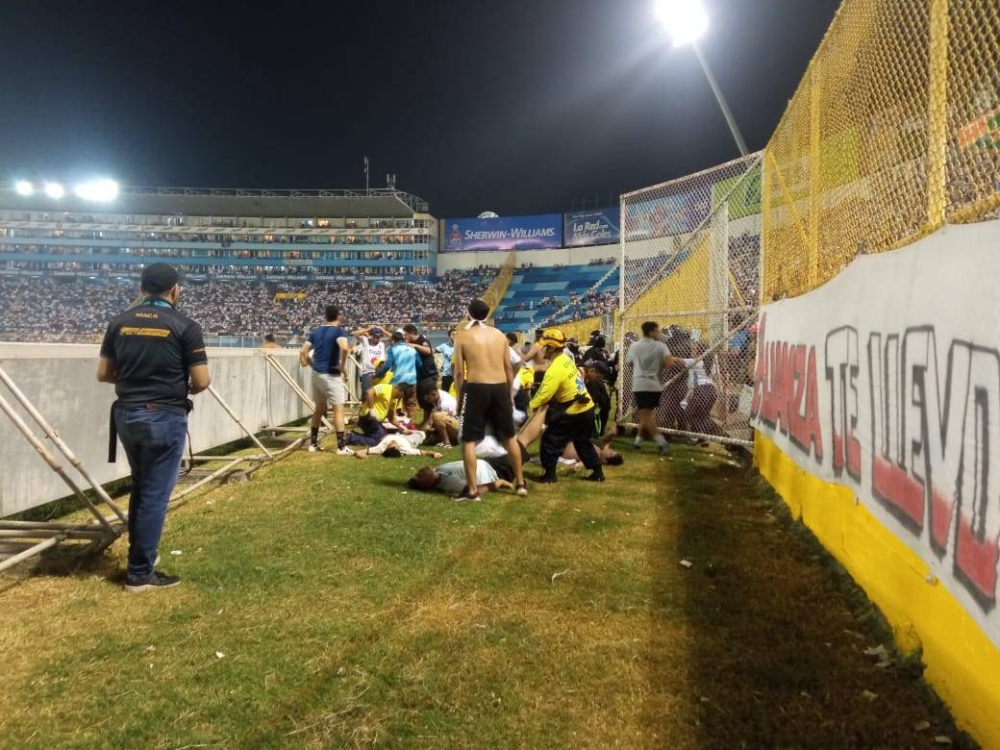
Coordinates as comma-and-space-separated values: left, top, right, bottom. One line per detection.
529, 328, 604, 484
347, 383, 399, 448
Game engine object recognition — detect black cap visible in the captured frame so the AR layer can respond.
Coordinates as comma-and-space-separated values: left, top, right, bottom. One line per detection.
141, 262, 180, 295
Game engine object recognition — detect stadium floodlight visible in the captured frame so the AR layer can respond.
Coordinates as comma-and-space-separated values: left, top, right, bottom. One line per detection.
44, 182, 65, 199
74, 178, 119, 202
15, 180, 34, 196
654, 0, 748, 156
654, 0, 708, 47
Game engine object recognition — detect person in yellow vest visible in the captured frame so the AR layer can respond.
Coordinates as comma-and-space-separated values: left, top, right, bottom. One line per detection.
347, 383, 400, 448
528, 328, 604, 483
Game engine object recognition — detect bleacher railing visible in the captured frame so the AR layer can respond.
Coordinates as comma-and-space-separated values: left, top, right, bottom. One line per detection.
763, 0, 1000, 301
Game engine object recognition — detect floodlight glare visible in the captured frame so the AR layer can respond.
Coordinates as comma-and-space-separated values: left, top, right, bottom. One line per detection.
654, 0, 708, 47
15, 180, 33, 196
44, 182, 65, 199
74, 178, 119, 202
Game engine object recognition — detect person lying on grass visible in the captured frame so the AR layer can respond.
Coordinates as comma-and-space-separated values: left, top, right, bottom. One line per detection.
354, 430, 443, 460
515, 405, 625, 468
407, 459, 514, 502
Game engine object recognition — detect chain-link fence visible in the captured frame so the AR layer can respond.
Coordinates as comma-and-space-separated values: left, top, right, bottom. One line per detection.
617, 153, 762, 447
763, 0, 1000, 301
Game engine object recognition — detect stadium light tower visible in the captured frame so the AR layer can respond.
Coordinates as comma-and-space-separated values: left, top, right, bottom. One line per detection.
655, 0, 749, 157
15, 180, 34, 196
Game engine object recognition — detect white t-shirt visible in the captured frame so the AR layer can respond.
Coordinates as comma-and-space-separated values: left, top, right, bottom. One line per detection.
683, 358, 714, 387
367, 431, 426, 456
437, 390, 458, 417
436, 460, 498, 494
509, 346, 522, 368
627, 337, 671, 392
359, 336, 386, 375
475, 434, 507, 458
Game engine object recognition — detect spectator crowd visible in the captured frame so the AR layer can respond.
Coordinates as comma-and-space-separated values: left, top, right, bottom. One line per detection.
0, 268, 495, 343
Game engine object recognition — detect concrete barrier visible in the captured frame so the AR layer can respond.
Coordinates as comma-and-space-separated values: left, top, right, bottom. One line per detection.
0, 343, 312, 518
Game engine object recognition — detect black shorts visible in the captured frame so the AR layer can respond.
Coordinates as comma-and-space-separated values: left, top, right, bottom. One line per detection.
634, 391, 663, 410
459, 383, 515, 443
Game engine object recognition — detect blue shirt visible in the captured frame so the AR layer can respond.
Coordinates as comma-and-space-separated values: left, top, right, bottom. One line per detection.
378, 342, 418, 385
308, 325, 348, 375
436, 341, 455, 377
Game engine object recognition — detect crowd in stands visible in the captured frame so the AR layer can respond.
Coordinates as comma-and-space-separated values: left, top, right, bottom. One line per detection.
0, 268, 495, 343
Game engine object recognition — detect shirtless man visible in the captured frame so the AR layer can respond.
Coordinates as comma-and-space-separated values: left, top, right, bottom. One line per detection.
452, 298, 528, 500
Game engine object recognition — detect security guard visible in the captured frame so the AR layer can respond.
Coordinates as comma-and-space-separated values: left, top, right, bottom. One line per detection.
98, 262, 210, 592
529, 328, 604, 483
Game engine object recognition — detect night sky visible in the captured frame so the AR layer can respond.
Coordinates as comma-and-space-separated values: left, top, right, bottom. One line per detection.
0, 0, 840, 218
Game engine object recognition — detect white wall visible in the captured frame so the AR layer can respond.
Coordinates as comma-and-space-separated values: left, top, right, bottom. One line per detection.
0, 344, 312, 518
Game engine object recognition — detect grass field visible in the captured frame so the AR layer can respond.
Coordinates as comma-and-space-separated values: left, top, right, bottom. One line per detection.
0, 438, 972, 748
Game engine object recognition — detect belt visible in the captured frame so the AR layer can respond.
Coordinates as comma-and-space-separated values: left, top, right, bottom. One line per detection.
108, 400, 190, 462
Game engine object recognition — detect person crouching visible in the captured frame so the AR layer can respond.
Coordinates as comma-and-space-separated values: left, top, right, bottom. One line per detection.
528, 328, 604, 484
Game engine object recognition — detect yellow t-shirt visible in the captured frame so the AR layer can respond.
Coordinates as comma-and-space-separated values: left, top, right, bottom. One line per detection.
529, 352, 593, 416
361, 383, 398, 423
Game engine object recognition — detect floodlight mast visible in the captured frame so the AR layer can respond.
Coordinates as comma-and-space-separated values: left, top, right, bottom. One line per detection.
656, 0, 749, 157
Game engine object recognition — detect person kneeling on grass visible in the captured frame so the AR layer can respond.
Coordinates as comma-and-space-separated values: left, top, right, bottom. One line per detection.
354, 430, 443, 460
407, 460, 513, 501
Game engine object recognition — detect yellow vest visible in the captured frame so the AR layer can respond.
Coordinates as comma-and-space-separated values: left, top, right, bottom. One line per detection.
529, 352, 593, 416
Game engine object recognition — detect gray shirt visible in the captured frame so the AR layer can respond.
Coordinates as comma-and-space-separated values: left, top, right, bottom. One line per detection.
437, 460, 498, 494
626, 337, 671, 393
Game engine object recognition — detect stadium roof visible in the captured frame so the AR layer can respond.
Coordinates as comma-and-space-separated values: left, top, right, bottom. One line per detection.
0, 186, 430, 219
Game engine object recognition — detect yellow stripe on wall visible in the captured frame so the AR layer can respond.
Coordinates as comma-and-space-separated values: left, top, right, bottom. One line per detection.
755, 433, 1000, 747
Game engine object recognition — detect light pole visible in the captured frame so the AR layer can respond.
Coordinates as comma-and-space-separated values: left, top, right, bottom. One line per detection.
655, 0, 749, 157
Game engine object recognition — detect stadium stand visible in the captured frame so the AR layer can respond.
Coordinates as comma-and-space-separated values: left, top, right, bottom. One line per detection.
0, 269, 493, 344
492, 260, 617, 332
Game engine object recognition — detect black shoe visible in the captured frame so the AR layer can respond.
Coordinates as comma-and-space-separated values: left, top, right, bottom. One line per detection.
124, 570, 181, 592
537, 472, 558, 484
452, 487, 482, 503
584, 471, 606, 482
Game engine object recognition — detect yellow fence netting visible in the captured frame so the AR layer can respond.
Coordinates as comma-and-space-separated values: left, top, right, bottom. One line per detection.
763, 0, 1000, 300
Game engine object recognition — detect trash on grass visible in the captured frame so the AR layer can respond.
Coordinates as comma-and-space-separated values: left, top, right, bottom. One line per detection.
679, 559, 694, 569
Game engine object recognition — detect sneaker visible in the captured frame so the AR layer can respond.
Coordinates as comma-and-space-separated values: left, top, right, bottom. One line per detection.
452, 487, 482, 503
515, 482, 528, 497
658, 443, 671, 457
537, 472, 558, 484
124, 570, 181, 592
584, 471, 606, 482
308, 443, 323, 453
336, 446, 355, 456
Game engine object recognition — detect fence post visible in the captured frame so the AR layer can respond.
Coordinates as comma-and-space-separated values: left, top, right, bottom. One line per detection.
927, 0, 950, 229
808, 60, 821, 289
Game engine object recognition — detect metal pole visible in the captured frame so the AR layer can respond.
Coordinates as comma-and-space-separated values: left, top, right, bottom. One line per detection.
0, 390, 116, 536
207, 385, 273, 458
263, 354, 334, 432
0, 536, 63, 574
0, 366, 127, 524
692, 43, 749, 157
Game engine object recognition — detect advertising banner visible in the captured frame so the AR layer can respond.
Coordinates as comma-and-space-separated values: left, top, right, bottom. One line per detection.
565, 208, 621, 247
623, 188, 710, 240
712, 164, 762, 220
443, 214, 562, 252
751, 222, 1000, 647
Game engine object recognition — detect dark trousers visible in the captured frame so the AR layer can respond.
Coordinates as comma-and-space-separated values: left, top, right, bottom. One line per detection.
441, 375, 453, 393
661, 386, 688, 432
346, 415, 387, 447
688, 384, 720, 436
115, 407, 188, 579
540, 408, 601, 471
